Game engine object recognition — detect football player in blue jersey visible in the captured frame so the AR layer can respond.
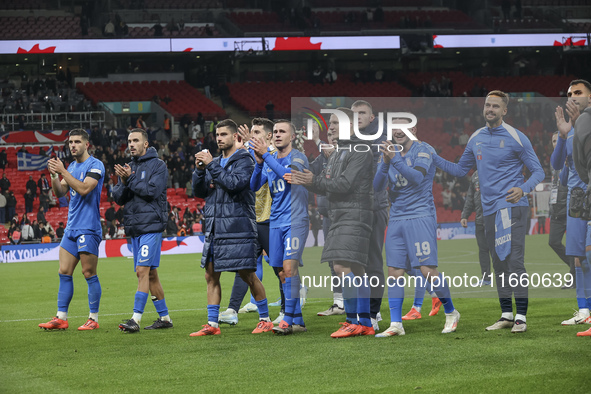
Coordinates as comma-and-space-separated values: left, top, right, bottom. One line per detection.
433, 91, 544, 333
113, 129, 173, 333
552, 79, 591, 333
374, 118, 460, 337
39, 129, 105, 331
250, 119, 310, 335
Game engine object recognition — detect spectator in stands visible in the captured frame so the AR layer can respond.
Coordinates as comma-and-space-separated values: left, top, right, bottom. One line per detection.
183, 207, 193, 222
152, 20, 164, 37
116, 224, 125, 238
171, 206, 180, 224
177, 18, 185, 31
116, 204, 124, 223
5, 190, 16, 222
0, 173, 11, 193
100, 218, 107, 239
109, 128, 119, 148
9, 224, 21, 245
104, 19, 115, 37
0, 191, 5, 224
163, 115, 171, 138
41, 221, 54, 237
56, 222, 65, 239
0, 150, 6, 170
196, 112, 205, 134
118, 20, 129, 37
38, 173, 50, 195
105, 202, 116, 223
0, 121, 5, 133
21, 220, 34, 242
202, 132, 219, 157
39, 191, 50, 213
166, 212, 178, 236
442, 186, 452, 210
37, 206, 46, 225
324, 68, 337, 84
459, 130, 469, 146
106, 219, 117, 239
24, 189, 34, 214
205, 24, 213, 36
26, 176, 37, 199
136, 115, 146, 130
32, 220, 41, 240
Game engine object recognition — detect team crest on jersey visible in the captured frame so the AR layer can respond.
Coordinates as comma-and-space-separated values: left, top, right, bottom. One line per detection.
141, 171, 145, 179
499, 139, 505, 148
79, 173, 84, 180
477, 146, 482, 160
406, 158, 412, 166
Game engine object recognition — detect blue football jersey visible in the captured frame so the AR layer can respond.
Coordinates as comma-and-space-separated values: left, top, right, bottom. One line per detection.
65, 156, 104, 235
254, 149, 309, 228
387, 141, 437, 220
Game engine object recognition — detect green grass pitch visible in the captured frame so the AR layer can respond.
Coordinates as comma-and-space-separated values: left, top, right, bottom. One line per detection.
1, 234, 590, 393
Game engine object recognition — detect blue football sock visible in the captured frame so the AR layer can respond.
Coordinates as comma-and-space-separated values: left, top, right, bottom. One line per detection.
250, 255, 265, 304
575, 267, 586, 309
388, 277, 404, 323
357, 276, 371, 327
57, 273, 74, 313
133, 291, 149, 314
581, 258, 591, 308
342, 272, 358, 324
255, 298, 269, 319
283, 278, 296, 325
291, 276, 304, 325
207, 304, 220, 324
152, 298, 169, 317
85, 275, 101, 314
411, 269, 426, 308
432, 273, 455, 314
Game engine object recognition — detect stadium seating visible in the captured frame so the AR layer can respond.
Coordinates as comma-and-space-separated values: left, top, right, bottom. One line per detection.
76, 80, 225, 119
0, 16, 82, 40
404, 72, 575, 98
228, 80, 412, 116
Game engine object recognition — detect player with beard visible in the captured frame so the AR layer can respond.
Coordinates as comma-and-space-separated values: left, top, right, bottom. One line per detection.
114, 129, 172, 333
190, 119, 272, 336
433, 91, 544, 333
39, 129, 105, 331
553, 79, 591, 334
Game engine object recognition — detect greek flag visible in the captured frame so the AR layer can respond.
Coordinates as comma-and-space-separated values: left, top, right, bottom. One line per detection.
17, 152, 50, 171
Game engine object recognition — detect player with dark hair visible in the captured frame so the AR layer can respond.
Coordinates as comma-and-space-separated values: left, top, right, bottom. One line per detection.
250, 119, 310, 335
554, 79, 591, 334
219, 117, 286, 324
374, 118, 459, 337
190, 119, 272, 336
433, 91, 544, 333
290, 107, 375, 338
114, 128, 173, 333
39, 129, 105, 331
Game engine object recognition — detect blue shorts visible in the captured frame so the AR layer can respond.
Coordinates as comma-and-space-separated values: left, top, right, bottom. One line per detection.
60, 230, 101, 259
385, 216, 438, 270
269, 224, 308, 268
565, 214, 591, 257
132, 233, 162, 271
